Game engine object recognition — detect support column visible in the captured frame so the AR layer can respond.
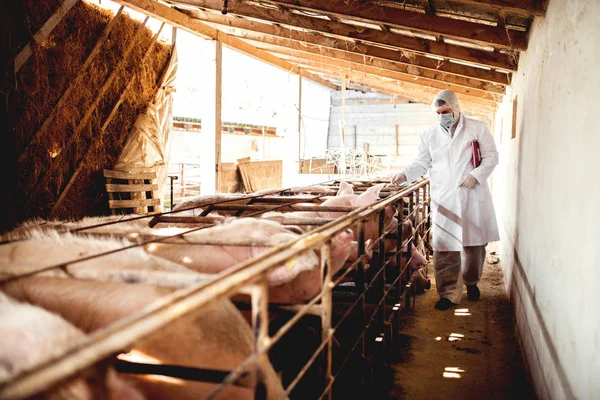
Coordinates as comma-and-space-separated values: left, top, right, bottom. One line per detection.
200, 39, 222, 195
297, 69, 302, 173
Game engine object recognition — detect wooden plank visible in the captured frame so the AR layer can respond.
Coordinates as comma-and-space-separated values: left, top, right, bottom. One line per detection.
376, 86, 496, 118
114, 0, 337, 90
247, 0, 529, 50
17, 6, 124, 162
109, 198, 161, 209
178, 1, 517, 71
297, 71, 302, 174
15, 0, 79, 73
103, 169, 157, 180
220, 27, 511, 86
281, 55, 503, 101
105, 184, 158, 192
331, 72, 497, 114
449, 0, 547, 16
215, 39, 222, 193
300, 63, 500, 107
249, 39, 507, 93
50, 24, 166, 217
236, 157, 254, 192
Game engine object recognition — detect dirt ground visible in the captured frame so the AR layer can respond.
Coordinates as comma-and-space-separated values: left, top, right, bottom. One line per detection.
383, 245, 535, 399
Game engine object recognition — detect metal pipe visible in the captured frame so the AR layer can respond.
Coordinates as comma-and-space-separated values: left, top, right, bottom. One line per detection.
251, 281, 269, 400
377, 210, 386, 333
320, 242, 333, 400
212, 204, 356, 212
356, 222, 366, 359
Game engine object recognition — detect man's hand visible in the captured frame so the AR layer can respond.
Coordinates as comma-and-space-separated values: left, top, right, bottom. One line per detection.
458, 174, 478, 189
390, 173, 407, 185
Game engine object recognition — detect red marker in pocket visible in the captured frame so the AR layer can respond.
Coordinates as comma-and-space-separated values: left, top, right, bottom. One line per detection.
471, 140, 481, 168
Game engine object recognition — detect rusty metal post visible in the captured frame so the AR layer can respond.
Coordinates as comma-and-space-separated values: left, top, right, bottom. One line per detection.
377, 210, 386, 333
250, 280, 270, 400
320, 243, 333, 400
406, 194, 414, 311
394, 200, 404, 330
425, 182, 432, 260
356, 222, 366, 355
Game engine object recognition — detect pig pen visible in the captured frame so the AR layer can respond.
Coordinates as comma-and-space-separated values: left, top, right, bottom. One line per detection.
0, 177, 430, 399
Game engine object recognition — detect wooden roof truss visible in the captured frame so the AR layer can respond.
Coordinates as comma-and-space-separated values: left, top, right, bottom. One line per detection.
116, 0, 548, 116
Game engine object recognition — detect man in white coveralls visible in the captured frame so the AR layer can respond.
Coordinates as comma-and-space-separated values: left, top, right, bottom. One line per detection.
391, 89, 500, 310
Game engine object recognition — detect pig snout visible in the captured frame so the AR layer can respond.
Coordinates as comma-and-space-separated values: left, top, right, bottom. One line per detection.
410, 247, 428, 269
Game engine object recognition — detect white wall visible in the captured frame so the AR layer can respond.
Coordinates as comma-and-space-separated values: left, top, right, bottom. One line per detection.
493, 1, 600, 398
328, 91, 437, 168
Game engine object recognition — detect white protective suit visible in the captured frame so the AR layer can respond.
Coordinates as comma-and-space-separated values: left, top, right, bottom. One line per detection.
402, 90, 500, 252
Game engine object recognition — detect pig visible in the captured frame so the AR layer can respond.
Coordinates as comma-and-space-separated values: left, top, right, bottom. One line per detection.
142, 218, 353, 303
316, 182, 397, 245
382, 219, 428, 271
411, 267, 431, 294
268, 228, 354, 303
145, 218, 323, 286
3, 216, 352, 305
1, 278, 286, 400
0, 229, 213, 288
0, 292, 144, 400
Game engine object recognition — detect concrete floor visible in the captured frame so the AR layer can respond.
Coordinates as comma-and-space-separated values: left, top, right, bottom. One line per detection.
383, 249, 535, 399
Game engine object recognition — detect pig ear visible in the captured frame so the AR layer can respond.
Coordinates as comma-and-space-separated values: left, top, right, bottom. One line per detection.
336, 181, 354, 196
355, 184, 382, 206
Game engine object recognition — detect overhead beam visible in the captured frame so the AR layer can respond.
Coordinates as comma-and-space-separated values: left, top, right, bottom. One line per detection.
446, 0, 547, 16
239, 36, 507, 94
113, 0, 337, 89
299, 64, 499, 109
242, 0, 528, 50
276, 54, 502, 102
174, 1, 517, 71
211, 24, 511, 86
316, 70, 496, 117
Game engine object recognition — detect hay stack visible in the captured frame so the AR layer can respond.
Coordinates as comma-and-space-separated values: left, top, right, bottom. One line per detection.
13, 0, 171, 221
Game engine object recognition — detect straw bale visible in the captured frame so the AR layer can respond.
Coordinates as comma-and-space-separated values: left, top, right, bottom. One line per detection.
13, 0, 171, 221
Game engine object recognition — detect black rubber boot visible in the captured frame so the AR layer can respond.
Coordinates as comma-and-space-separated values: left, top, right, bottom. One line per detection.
434, 298, 454, 311
467, 284, 481, 301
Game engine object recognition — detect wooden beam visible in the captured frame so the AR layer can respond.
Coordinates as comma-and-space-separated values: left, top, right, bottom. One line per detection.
243, 37, 507, 94
213, 24, 511, 85
15, 0, 79, 73
175, 1, 517, 71
297, 70, 302, 173
215, 39, 222, 193
245, 0, 528, 50
300, 64, 499, 108
114, 0, 337, 89
271, 51, 503, 101
17, 7, 124, 161
310, 68, 497, 115
446, 0, 547, 16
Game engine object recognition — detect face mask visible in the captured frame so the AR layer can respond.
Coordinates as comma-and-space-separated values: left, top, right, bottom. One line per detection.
438, 113, 454, 128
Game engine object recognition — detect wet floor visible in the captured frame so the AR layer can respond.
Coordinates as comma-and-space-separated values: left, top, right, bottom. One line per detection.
383, 251, 535, 400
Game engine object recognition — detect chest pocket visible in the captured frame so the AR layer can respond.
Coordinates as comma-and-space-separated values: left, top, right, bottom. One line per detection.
430, 142, 450, 168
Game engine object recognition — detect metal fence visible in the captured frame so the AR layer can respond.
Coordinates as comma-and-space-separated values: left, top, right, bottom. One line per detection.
0, 177, 431, 399
163, 162, 202, 210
